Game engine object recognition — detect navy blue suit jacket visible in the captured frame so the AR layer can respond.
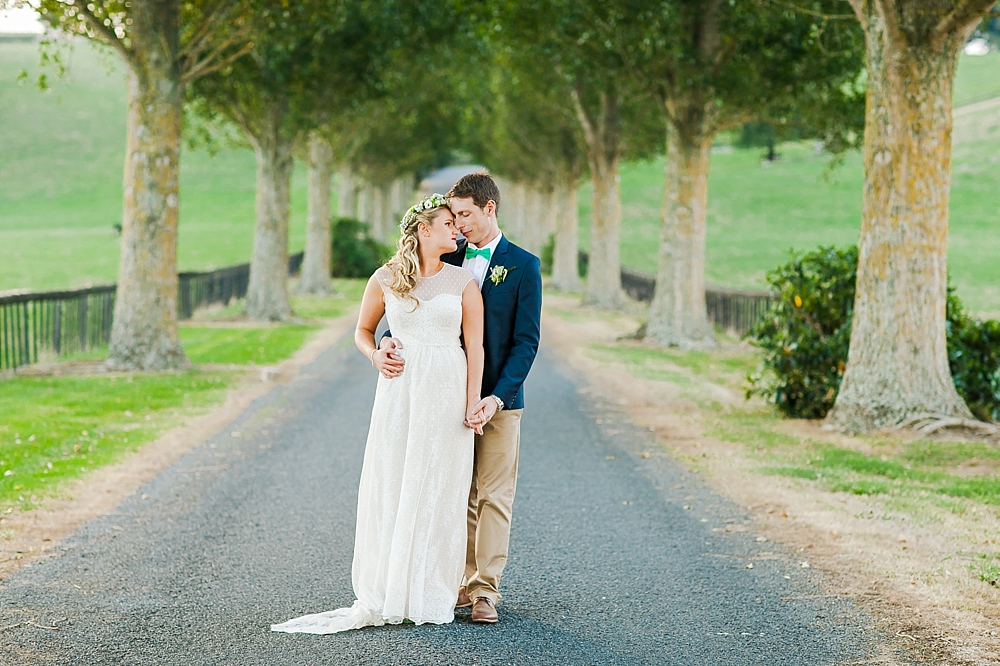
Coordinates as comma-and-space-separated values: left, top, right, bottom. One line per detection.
442, 235, 542, 410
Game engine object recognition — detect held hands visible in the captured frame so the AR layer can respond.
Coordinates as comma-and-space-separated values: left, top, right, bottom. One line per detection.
464, 396, 498, 434
372, 337, 405, 379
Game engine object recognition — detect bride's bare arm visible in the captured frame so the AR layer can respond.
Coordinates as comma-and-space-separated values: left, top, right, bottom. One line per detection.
461, 279, 485, 431
355, 275, 403, 379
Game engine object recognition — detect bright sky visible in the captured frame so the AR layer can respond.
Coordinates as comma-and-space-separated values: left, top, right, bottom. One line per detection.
0, 5, 44, 34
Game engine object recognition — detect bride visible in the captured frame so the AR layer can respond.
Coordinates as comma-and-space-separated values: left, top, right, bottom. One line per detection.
271, 194, 485, 634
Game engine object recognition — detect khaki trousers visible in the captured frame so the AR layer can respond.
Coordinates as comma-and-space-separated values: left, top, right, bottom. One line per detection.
464, 408, 522, 604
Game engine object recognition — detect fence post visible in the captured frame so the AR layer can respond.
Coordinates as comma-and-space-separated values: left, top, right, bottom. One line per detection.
54, 300, 62, 355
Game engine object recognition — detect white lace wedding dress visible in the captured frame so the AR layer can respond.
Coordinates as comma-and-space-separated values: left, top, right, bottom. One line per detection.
272, 264, 476, 634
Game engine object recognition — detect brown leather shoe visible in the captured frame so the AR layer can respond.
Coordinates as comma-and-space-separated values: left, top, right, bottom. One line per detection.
471, 597, 498, 624
456, 586, 472, 609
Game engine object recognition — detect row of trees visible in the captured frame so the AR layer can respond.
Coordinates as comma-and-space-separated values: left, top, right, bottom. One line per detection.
32, 0, 999, 435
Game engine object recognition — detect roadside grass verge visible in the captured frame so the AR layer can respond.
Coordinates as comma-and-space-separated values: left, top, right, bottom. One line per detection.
567, 309, 1000, 512
0, 282, 365, 513
586, 340, 758, 391
190, 280, 367, 323
0, 371, 237, 510
705, 407, 1000, 508
180, 325, 319, 365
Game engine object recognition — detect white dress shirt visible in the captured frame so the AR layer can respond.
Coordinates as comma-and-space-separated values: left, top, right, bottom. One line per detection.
462, 230, 503, 289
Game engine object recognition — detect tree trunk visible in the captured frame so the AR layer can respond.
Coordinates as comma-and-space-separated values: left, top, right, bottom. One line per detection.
357, 181, 375, 228
551, 181, 581, 291
389, 176, 412, 220
574, 89, 624, 309
379, 182, 395, 241
106, 2, 187, 371
647, 124, 716, 348
521, 188, 545, 256
540, 187, 558, 259
368, 182, 392, 242
503, 180, 527, 241
826, 7, 972, 432
245, 106, 294, 321
583, 153, 624, 308
336, 164, 357, 218
299, 132, 332, 294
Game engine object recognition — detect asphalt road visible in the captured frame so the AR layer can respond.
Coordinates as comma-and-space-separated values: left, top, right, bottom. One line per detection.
0, 334, 906, 665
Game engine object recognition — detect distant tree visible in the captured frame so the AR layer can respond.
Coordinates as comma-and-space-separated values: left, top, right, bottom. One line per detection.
340, 10, 480, 241
188, 0, 388, 320
826, 0, 1000, 433
485, 0, 663, 307
463, 48, 589, 288
611, 0, 865, 348
36, 0, 251, 369
298, 131, 335, 294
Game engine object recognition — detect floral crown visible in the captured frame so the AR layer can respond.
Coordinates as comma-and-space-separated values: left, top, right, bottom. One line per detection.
399, 193, 450, 232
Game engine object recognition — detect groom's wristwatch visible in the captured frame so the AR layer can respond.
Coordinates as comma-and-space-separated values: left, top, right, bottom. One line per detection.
491, 395, 504, 412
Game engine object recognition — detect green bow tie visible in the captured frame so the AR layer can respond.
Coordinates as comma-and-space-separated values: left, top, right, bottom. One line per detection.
465, 247, 491, 260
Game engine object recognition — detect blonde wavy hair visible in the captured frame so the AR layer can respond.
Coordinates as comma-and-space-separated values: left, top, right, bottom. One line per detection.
383, 203, 451, 304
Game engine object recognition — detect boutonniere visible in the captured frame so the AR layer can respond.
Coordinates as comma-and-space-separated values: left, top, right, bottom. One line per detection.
489, 265, 515, 285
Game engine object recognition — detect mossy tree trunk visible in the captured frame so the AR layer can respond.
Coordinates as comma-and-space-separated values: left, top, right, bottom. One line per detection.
647, 116, 717, 349
827, 0, 990, 432
245, 101, 294, 321
574, 89, 624, 309
106, 0, 187, 370
551, 181, 581, 292
43, 0, 251, 369
299, 131, 333, 294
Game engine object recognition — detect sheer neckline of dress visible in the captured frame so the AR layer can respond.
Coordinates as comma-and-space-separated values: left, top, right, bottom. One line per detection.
376, 264, 473, 303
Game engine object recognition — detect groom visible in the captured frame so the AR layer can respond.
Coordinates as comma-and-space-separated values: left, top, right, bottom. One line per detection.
378, 171, 542, 624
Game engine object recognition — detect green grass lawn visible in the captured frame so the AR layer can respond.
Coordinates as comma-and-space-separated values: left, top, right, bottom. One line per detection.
954, 50, 1000, 106
0, 371, 236, 510
0, 39, 314, 292
179, 325, 319, 365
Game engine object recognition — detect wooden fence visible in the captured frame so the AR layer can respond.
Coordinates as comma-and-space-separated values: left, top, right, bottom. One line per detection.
1, 251, 304, 371
578, 252, 774, 336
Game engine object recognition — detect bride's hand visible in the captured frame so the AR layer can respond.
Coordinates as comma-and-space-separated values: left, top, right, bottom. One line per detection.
465, 400, 485, 435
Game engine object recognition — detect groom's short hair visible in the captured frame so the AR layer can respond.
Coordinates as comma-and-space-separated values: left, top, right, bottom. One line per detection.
448, 171, 501, 214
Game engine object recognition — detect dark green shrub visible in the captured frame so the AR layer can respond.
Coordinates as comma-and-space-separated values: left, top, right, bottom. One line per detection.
746, 245, 1000, 422
330, 217, 392, 278
540, 234, 554, 276
947, 298, 1000, 422
746, 246, 857, 418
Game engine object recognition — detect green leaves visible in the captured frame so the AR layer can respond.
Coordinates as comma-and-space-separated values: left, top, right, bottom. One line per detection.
746, 245, 858, 419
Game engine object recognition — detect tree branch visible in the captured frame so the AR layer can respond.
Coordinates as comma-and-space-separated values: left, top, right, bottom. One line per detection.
176, 1, 230, 62
74, 3, 132, 64
934, 0, 998, 42
873, 0, 907, 48
844, 0, 867, 25
766, 0, 857, 20
177, 2, 252, 83
180, 37, 252, 84
569, 86, 599, 154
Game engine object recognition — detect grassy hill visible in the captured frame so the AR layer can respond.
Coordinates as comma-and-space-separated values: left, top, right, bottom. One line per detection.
0, 38, 311, 292
1, 39, 999, 314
